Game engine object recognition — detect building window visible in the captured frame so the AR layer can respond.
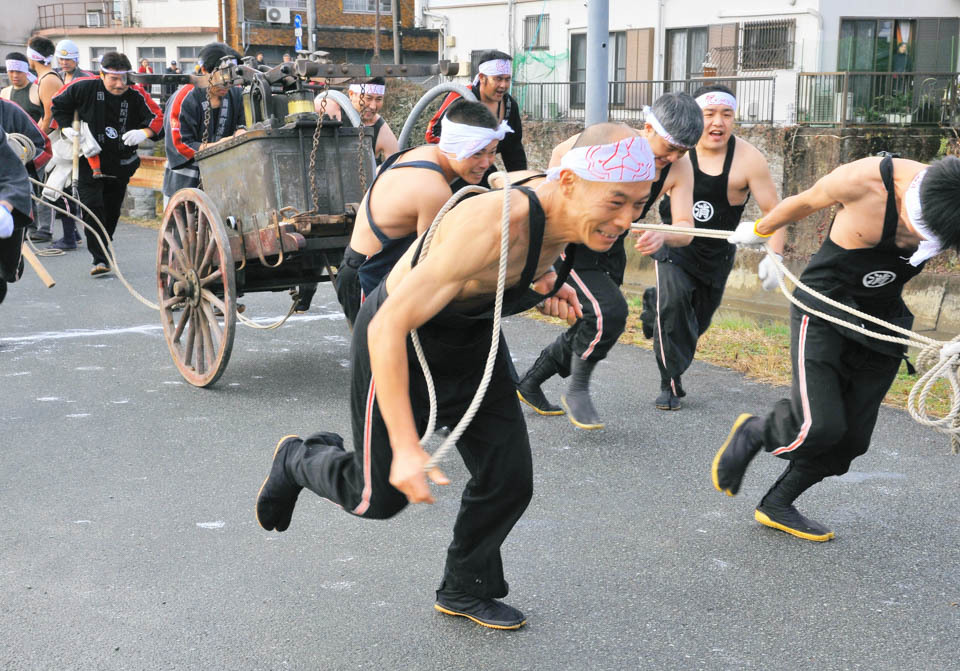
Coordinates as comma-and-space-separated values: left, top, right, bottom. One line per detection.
178, 46, 203, 74
89, 46, 117, 72
569, 32, 627, 107
138, 47, 166, 75
342, 0, 391, 13
741, 19, 794, 70
665, 26, 708, 86
86, 10, 104, 27
838, 18, 916, 72
523, 15, 549, 50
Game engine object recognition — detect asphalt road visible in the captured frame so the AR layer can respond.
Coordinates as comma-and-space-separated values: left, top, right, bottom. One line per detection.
2, 224, 958, 671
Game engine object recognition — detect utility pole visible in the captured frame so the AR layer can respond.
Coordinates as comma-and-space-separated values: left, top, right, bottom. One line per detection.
392, 0, 401, 64
585, 0, 609, 125
373, 0, 381, 62
307, 0, 316, 52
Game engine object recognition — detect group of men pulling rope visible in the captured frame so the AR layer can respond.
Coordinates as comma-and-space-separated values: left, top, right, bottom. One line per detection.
1, 46, 957, 632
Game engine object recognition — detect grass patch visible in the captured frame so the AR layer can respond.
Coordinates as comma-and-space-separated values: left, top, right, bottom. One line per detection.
529, 302, 954, 417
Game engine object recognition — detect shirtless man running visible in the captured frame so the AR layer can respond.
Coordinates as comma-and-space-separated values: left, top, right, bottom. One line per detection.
256, 122, 655, 630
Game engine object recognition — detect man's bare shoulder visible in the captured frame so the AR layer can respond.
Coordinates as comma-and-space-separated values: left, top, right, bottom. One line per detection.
666, 154, 694, 186
733, 136, 770, 168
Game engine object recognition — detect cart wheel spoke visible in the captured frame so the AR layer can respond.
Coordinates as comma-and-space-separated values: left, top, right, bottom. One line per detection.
157, 188, 236, 387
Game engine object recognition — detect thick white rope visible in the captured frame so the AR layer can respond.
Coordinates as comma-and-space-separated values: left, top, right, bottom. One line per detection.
28, 177, 299, 327
407, 182, 506, 470
633, 221, 960, 452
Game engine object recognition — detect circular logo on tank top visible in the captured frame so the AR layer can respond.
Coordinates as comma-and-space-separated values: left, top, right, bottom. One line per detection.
862, 270, 897, 288
692, 200, 714, 222
105, 126, 118, 139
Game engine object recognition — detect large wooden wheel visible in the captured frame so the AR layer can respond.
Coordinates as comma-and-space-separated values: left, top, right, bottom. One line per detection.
157, 188, 237, 387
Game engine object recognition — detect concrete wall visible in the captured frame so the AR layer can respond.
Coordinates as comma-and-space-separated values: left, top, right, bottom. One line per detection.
0, 0, 43, 53
136, 0, 219, 29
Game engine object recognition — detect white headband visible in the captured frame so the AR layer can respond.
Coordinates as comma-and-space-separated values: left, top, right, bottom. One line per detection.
904, 169, 942, 267
474, 58, 512, 86
349, 83, 385, 96
100, 67, 131, 75
696, 91, 737, 111
438, 118, 512, 160
643, 106, 695, 149
546, 137, 656, 184
26, 46, 51, 65
5, 59, 29, 74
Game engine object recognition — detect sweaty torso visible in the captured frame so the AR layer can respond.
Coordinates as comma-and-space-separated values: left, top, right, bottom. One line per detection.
349, 145, 453, 257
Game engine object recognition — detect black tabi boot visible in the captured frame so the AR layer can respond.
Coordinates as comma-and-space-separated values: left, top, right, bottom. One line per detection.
655, 379, 682, 411
712, 413, 764, 496
516, 349, 564, 416
561, 357, 604, 430
255, 435, 305, 532
755, 465, 834, 542
435, 583, 527, 630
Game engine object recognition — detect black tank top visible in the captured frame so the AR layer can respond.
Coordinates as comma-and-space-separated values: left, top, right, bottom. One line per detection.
371, 116, 385, 164
658, 136, 748, 286
9, 85, 43, 122
410, 186, 576, 326
357, 148, 448, 296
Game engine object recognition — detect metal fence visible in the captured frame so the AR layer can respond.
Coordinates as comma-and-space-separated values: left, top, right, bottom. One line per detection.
796, 71, 960, 127
513, 76, 776, 124
37, 2, 131, 31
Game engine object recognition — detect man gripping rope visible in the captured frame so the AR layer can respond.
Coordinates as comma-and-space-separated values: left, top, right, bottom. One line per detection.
712, 154, 960, 542
329, 100, 505, 323
51, 51, 163, 276
641, 85, 781, 410
256, 124, 655, 630
315, 77, 398, 165
516, 94, 701, 429
425, 50, 526, 185
162, 42, 245, 201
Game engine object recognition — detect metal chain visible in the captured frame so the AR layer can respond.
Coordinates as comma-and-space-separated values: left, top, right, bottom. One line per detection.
355, 81, 367, 192
308, 80, 327, 211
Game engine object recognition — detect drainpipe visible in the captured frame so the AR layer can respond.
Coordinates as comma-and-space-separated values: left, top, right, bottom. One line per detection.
221, 0, 228, 43
421, 10, 449, 63
656, 0, 665, 79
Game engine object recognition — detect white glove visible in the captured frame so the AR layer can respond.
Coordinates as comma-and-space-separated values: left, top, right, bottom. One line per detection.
727, 219, 769, 249
61, 126, 79, 140
122, 128, 148, 146
758, 253, 783, 292
0, 205, 13, 239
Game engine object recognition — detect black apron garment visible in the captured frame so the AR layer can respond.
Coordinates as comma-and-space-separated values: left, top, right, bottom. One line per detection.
334, 245, 368, 326
371, 116, 386, 165
656, 136, 748, 288
356, 148, 449, 296
762, 156, 924, 476
791, 155, 924, 360
8, 85, 43, 123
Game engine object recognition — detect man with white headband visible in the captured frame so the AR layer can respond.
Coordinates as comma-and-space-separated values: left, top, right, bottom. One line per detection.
52, 51, 162, 276
26, 37, 62, 136
316, 77, 398, 165
713, 153, 960, 544
641, 84, 780, 411
1, 53, 43, 123
425, 49, 526, 185
327, 100, 502, 322
516, 94, 702, 428
256, 122, 652, 631
163, 42, 245, 200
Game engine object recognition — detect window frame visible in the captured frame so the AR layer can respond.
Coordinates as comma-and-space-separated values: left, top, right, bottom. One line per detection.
740, 18, 795, 71
523, 14, 549, 51
342, 0, 392, 14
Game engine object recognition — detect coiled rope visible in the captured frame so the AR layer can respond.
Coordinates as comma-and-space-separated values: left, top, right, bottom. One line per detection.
632, 221, 960, 453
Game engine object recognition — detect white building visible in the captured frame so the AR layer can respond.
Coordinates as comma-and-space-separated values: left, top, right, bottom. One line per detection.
416, 0, 960, 124
31, 0, 221, 76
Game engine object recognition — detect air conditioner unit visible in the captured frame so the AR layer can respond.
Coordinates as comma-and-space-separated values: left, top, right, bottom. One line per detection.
265, 6, 291, 24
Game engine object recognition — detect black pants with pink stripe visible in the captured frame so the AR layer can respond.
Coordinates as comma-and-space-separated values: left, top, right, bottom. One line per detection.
287, 282, 534, 599
541, 266, 628, 375
762, 306, 901, 479
650, 259, 726, 391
